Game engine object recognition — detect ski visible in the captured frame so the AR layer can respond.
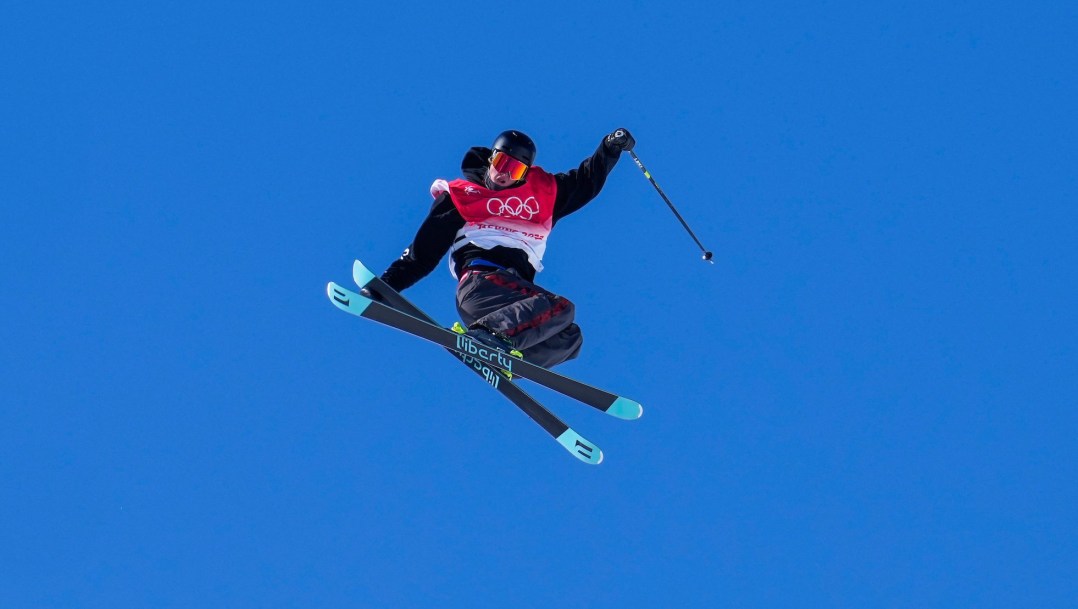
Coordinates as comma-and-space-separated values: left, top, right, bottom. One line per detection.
339, 261, 643, 420
332, 272, 603, 464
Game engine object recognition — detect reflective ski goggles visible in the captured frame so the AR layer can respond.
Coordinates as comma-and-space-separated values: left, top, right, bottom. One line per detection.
490, 150, 530, 181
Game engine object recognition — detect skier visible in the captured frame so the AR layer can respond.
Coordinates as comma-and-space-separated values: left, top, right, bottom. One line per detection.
370, 128, 636, 369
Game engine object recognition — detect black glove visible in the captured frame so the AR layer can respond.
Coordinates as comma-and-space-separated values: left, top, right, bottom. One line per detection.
605, 128, 635, 152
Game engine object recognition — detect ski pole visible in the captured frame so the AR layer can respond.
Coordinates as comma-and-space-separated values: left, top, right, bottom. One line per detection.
628, 150, 714, 263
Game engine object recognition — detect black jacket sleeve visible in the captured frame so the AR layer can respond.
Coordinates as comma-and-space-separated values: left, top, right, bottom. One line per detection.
551, 138, 623, 224
380, 192, 466, 292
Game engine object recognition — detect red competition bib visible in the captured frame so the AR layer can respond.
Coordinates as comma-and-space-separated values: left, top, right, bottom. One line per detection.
431, 167, 558, 275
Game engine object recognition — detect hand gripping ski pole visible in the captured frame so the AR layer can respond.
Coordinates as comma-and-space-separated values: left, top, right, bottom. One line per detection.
628, 149, 714, 263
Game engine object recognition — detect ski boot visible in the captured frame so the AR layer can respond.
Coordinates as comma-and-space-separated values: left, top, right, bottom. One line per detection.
451, 322, 523, 378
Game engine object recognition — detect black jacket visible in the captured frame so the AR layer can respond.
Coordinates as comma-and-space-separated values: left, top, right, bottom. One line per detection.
381, 136, 623, 291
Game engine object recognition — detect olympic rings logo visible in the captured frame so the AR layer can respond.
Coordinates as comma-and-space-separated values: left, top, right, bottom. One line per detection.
486, 196, 539, 220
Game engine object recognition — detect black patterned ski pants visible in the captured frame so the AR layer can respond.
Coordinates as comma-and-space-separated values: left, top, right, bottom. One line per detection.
455, 268, 583, 369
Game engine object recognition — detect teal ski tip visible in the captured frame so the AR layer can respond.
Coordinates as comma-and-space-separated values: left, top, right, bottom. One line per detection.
555, 429, 603, 465
352, 259, 376, 289
327, 281, 371, 315
608, 397, 644, 420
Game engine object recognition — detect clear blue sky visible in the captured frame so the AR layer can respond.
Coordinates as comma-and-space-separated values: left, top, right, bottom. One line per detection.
2, 2, 1075, 607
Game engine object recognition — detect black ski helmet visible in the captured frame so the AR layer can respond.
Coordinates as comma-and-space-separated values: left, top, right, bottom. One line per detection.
491, 130, 536, 166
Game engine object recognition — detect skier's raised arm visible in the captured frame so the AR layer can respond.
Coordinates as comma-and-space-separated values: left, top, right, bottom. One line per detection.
552, 128, 636, 223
